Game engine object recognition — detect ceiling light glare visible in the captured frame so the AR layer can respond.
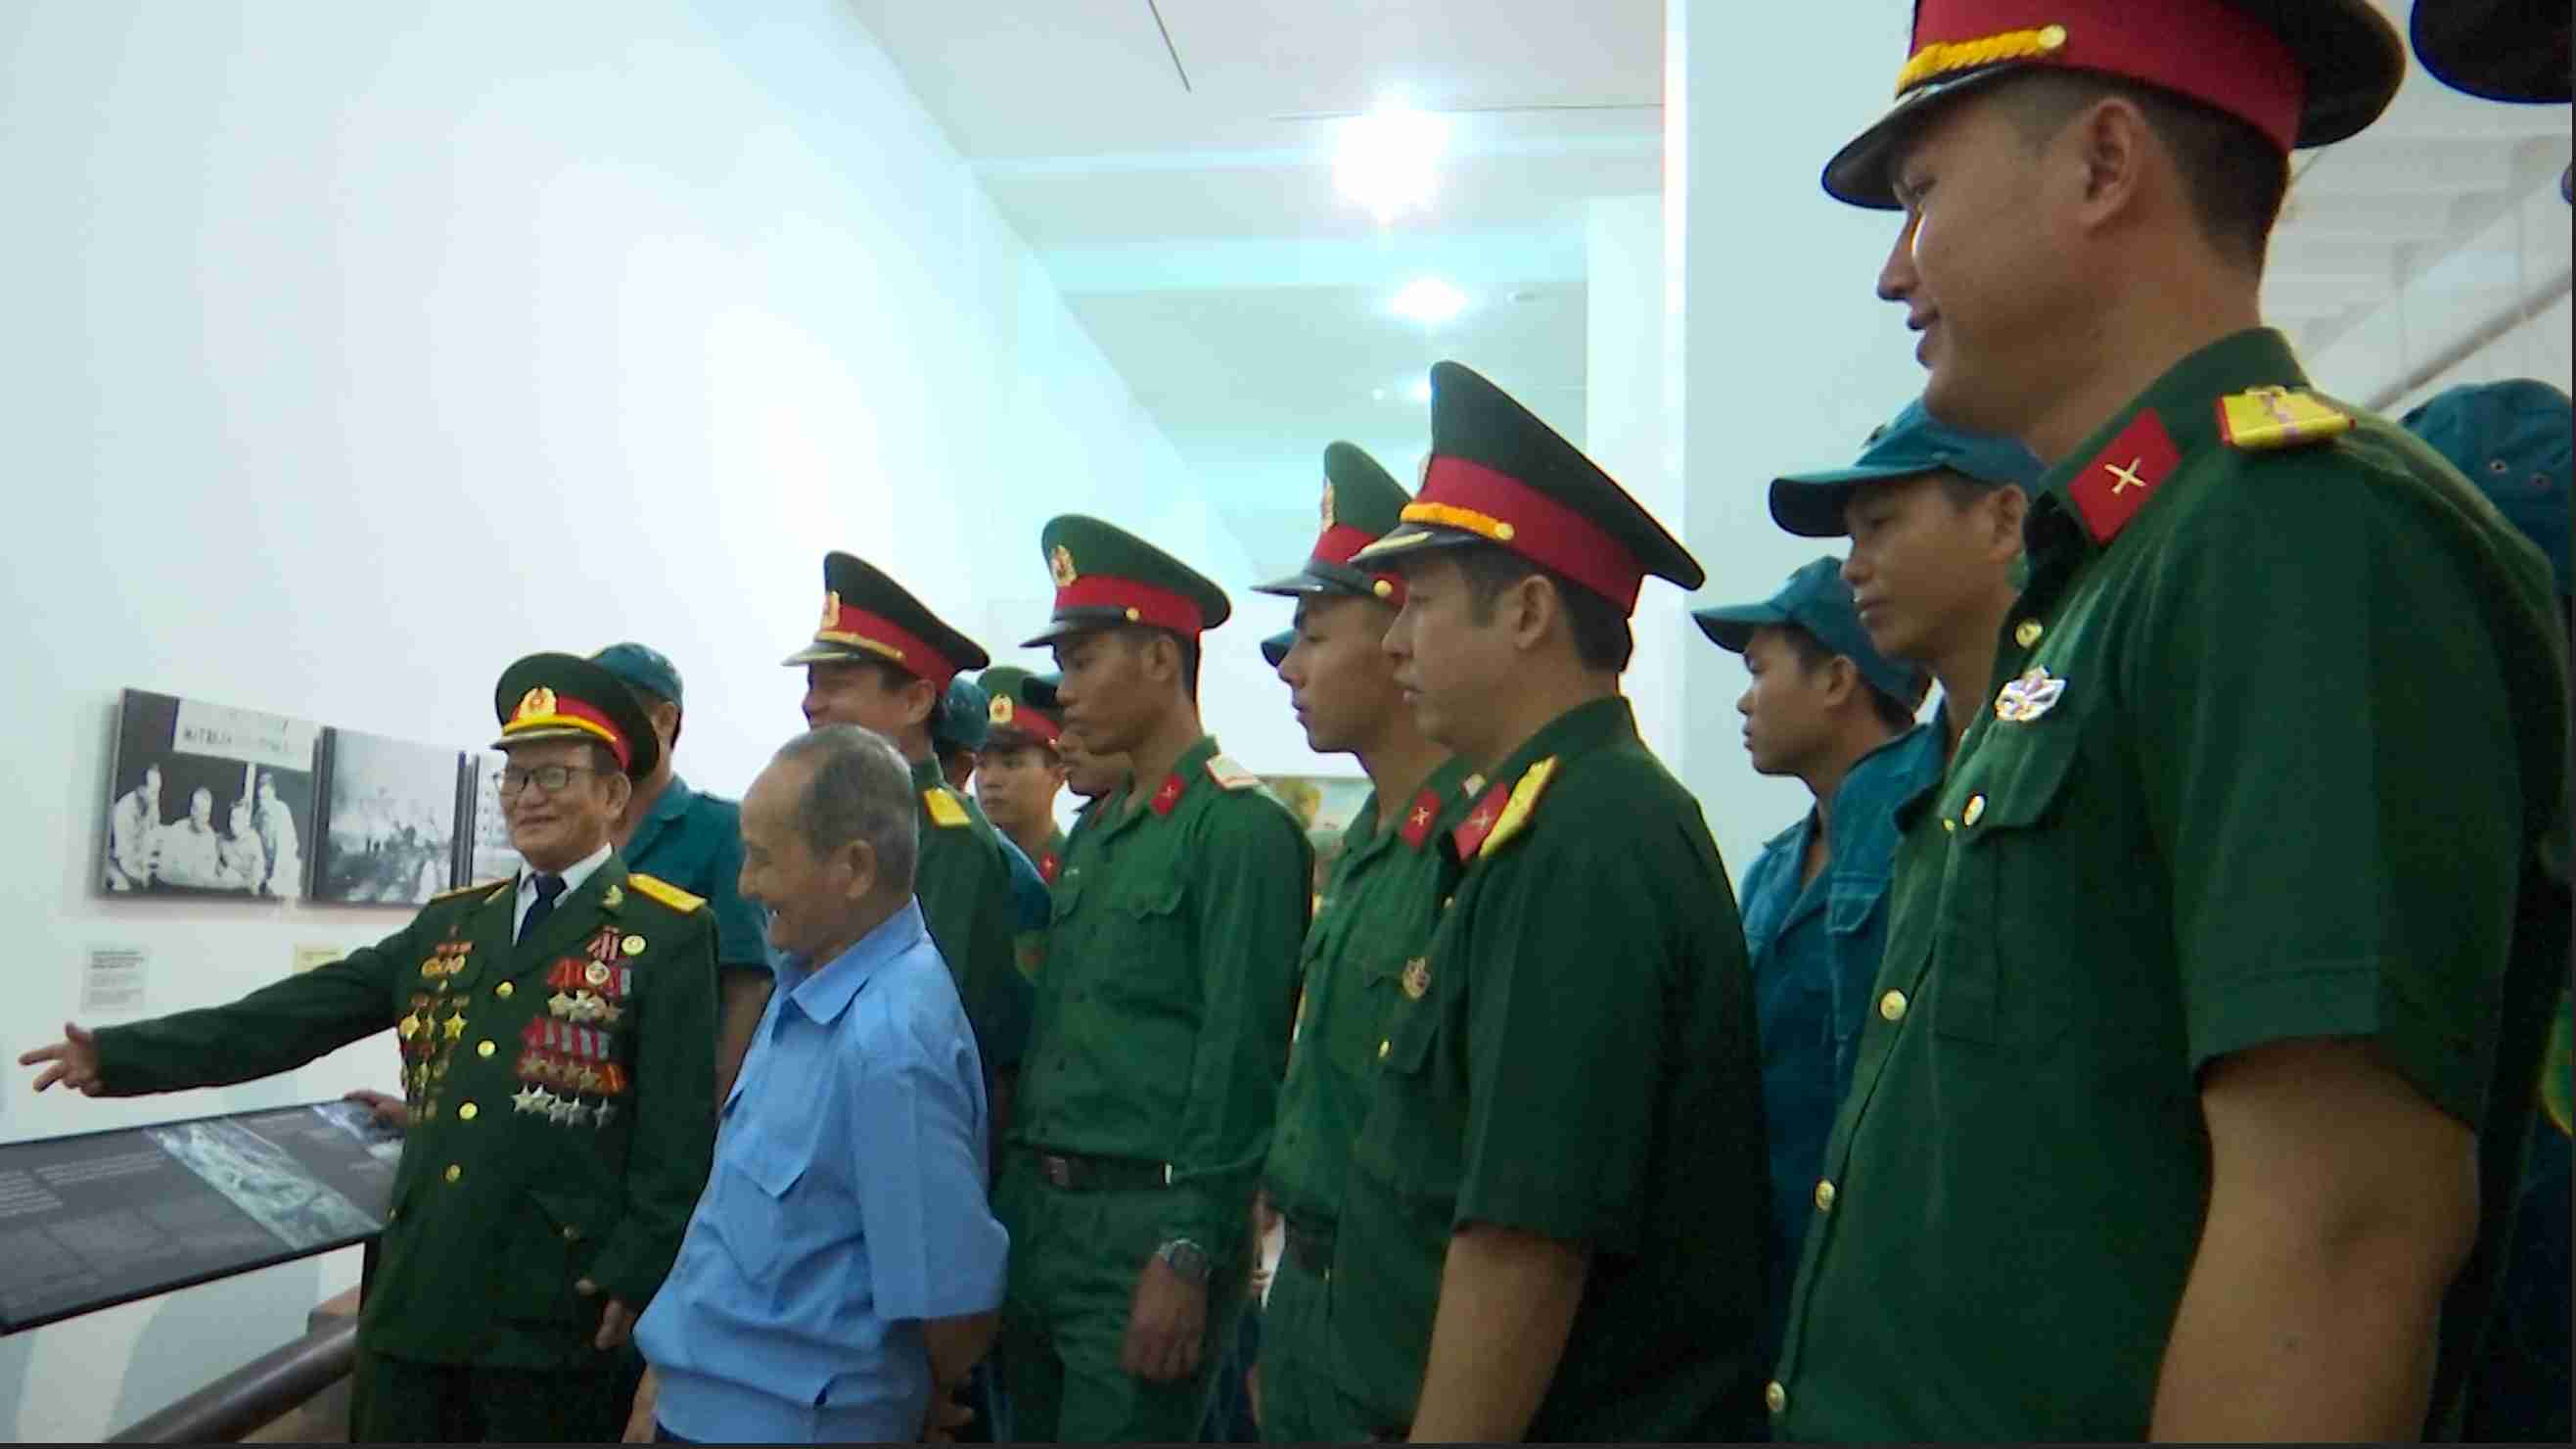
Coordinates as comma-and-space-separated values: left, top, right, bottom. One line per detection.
1388, 277, 1468, 326
1336, 102, 1449, 224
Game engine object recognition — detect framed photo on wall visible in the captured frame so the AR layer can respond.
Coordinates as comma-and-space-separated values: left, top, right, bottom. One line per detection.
310, 729, 464, 907
456, 752, 524, 890
1258, 773, 1373, 896
100, 689, 319, 900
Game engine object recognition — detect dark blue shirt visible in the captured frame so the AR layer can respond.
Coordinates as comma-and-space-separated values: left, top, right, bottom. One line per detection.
1735, 723, 1944, 1358
624, 774, 765, 971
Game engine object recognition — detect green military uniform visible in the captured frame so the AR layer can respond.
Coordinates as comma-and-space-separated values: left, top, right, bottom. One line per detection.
95, 654, 718, 1442
1330, 361, 1771, 1440
1241, 441, 1476, 1442
995, 515, 1313, 1441
1772, 4, 2570, 1439
783, 552, 1033, 1084
1769, 331, 2572, 1441
978, 664, 1076, 888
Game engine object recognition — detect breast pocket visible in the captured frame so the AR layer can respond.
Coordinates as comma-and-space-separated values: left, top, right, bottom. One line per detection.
1932, 716, 2083, 1053
709, 1116, 818, 1285
1351, 996, 1462, 1218
1096, 881, 1195, 1020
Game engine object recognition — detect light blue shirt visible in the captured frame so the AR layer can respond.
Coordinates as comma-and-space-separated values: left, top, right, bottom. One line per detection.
634, 899, 1008, 1443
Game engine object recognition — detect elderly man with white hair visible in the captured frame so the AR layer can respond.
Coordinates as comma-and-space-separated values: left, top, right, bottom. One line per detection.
627, 724, 1008, 1444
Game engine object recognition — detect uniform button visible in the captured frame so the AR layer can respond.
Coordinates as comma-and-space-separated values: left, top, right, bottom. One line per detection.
1880, 990, 1909, 1022
1962, 794, 1987, 827
561, 1225, 580, 1242
2014, 619, 2044, 647
1814, 1179, 1836, 1213
1440, 896, 1453, 911
458, 1102, 479, 1121
1378, 1040, 1391, 1060
1943, 818, 1957, 833
1766, 1380, 1787, 1415
477, 1040, 496, 1057
443, 1164, 462, 1184
495, 982, 514, 1000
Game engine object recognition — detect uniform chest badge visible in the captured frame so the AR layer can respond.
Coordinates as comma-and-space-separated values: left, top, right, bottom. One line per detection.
1401, 957, 1431, 1000
620, 933, 646, 958
1993, 666, 2067, 724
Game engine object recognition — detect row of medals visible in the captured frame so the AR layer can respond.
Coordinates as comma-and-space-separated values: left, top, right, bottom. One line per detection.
396, 926, 645, 1130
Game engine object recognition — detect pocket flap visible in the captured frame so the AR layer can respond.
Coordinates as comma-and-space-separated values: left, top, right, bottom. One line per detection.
1971, 717, 2081, 832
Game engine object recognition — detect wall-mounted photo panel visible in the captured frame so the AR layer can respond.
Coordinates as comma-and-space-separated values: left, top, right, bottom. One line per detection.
310, 730, 464, 907
101, 690, 319, 900
458, 752, 524, 890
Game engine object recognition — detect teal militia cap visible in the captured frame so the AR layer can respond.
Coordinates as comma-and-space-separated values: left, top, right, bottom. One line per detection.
1255, 442, 1413, 601
1693, 557, 1929, 707
1771, 398, 2044, 538
1260, 631, 1295, 669
2404, 379, 2572, 596
934, 677, 992, 754
1025, 515, 1232, 648
591, 641, 684, 709
784, 551, 989, 691
1352, 360, 1702, 615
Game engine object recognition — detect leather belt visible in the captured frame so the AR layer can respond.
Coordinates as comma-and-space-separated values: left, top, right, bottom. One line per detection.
1029, 1148, 1172, 1192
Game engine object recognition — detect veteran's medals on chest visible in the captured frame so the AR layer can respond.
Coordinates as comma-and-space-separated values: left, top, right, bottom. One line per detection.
507, 925, 638, 1128
400, 928, 482, 1111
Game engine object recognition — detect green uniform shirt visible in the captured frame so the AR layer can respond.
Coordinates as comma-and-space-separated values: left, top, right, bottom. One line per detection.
1773, 328, 2573, 1442
94, 860, 718, 1369
910, 757, 1034, 1077
1331, 697, 1771, 1440
1010, 735, 1311, 1259
621, 774, 765, 974
1263, 756, 1480, 1231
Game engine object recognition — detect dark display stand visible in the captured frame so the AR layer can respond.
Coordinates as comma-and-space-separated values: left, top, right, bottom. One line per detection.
0, 1099, 399, 1334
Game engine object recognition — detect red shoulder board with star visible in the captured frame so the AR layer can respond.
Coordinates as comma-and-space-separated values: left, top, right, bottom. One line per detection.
2067, 409, 2182, 545
1149, 771, 1189, 817
1398, 786, 1443, 850
1449, 775, 1516, 859
1038, 851, 1062, 885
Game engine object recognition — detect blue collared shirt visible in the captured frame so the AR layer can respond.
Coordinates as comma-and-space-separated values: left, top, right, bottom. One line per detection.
1736, 722, 1946, 1358
634, 899, 1008, 1443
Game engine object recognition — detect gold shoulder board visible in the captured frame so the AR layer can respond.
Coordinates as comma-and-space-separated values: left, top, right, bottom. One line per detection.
924, 787, 972, 827
627, 872, 707, 913
1479, 757, 1562, 859
2218, 387, 2351, 451
429, 878, 510, 904
1205, 753, 1262, 791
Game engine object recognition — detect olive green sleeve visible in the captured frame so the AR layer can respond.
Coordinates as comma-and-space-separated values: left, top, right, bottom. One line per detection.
1164, 802, 1311, 1258
94, 921, 415, 1095
584, 905, 718, 1306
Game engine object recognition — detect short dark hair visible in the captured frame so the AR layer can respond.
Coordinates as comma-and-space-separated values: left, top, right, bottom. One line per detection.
1118, 626, 1201, 698
584, 741, 625, 781
1451, 543, 1635, 674
1772, 625, 1919, 734
984, 728, 1060, 761
1997, 70, 2287, 271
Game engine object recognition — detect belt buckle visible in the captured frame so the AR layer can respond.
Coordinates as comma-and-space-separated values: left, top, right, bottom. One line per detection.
1042, 1154, 1073, 1189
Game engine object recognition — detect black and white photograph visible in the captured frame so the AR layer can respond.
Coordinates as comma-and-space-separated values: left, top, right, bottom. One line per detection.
100, 689, 317, 900
460, 751, 524, 889
311, 728, 463, 907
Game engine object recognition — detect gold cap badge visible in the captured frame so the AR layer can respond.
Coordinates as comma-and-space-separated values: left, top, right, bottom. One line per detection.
1050, 544, 1079, 588
819, 589, 843, 631
989, 694, 1015, 724
513, 686, 558, 723
1319, 480, 1337, 530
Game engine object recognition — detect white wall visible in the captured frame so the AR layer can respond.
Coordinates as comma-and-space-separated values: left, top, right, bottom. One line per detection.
0, 1, 1257, 1435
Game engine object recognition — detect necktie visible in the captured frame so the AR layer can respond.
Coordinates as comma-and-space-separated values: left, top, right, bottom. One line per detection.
519, 872, 567, 944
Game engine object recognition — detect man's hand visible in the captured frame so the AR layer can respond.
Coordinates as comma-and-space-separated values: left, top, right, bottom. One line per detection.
1120, 1252, 1209, 1382
576, 1279, 635, 1350
342, 1089, 412, 1129
21, 1023, 105, 1096
621, 1367, 659, 1443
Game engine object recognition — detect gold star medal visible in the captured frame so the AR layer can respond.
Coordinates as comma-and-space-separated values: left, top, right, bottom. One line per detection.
601, 884, 623, 909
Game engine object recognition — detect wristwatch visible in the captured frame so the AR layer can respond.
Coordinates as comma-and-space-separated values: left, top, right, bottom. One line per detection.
1154, 1238, 1212, 1285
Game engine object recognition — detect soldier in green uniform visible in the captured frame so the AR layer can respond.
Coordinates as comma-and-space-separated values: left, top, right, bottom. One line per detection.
1334, 359, 1771, 1441
995, 514, 1311, 1441
1769, 2, 2572, 1441
977, 665, 1073, 887
1246, 442, 1481, 1443
22, 653, 718, 1442
589, 642, 772, 1103
786, 551, 1033, 1141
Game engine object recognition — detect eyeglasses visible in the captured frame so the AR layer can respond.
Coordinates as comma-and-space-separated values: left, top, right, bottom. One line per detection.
496, 765, 602, 797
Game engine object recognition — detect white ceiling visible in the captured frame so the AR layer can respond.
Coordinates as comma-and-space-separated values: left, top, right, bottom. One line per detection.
850, 0, 2568, 561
